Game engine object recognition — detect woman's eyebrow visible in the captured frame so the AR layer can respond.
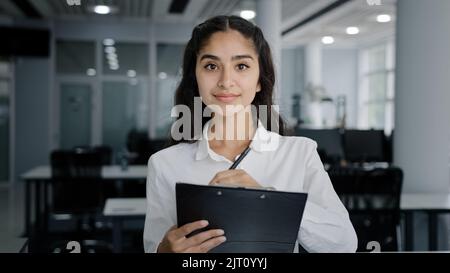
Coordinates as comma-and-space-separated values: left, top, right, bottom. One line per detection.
199, 54, 219, 61
231, 55, 254, 61
199, 54, 255, 61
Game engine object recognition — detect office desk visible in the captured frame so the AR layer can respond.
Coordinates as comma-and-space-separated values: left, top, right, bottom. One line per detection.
103, 198, 146, 253
21, 165, 147, 236
401, 193, 450, 251
102, 194, 450, 253
101, 194, 450, 253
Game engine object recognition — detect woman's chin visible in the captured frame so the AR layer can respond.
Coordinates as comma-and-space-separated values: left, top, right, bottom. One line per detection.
208, 104, 247, 117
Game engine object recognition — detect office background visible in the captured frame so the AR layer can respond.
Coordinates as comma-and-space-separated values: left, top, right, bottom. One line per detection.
0, 0, 449, 252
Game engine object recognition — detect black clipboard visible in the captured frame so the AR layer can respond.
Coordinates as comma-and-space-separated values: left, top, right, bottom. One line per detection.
176, 183, 308, 253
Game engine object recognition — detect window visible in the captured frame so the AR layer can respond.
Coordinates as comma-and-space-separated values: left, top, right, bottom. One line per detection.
102, 80, 148, 153
56, 40, 96, 75
101, 42, 149, 153
102, 42, 148, 76
155, 43, 184, 138
358, 42, 395, 134
55, 40, 150, 155
281, 47, 305, 127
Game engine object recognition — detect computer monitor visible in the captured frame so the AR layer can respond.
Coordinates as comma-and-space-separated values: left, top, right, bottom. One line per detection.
343, 129, 386, 163
295, 128, 344, 164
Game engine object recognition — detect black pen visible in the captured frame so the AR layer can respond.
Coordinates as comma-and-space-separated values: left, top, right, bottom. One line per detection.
229, 146, 251, 170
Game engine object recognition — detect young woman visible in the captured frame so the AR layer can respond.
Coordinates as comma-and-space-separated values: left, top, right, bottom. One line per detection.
144, 15, 357, 253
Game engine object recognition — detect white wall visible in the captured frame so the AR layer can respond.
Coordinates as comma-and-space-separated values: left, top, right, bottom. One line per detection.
322, 48, 358, 128
395, 0, 450, 251
281, 47, 304, 124
394, 0, 450, 194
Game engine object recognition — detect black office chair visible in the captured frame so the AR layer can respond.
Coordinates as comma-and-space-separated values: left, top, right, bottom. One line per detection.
93, 145, 113, 165
126, 129, 169, 165
51, 149, 103, 213
329, 166, 403, 252
48, 149, 113, 253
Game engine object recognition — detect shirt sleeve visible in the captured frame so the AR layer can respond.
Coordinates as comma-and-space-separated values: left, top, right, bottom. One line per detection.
298, 140, 358, 253
143, 155, 176, 253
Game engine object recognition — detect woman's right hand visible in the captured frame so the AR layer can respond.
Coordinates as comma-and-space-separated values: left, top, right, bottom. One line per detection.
157, 220, 226, 253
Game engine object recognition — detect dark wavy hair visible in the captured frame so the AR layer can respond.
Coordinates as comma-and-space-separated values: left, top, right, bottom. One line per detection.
169, 15, 285, 146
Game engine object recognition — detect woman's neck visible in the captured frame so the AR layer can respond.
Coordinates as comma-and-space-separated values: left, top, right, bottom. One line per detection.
208, 109, 255, 149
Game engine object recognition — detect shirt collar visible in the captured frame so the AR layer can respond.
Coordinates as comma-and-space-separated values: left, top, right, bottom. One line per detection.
195, 119, 279, 161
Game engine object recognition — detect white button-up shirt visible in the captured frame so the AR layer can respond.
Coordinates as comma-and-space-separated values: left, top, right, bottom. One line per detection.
144, 121, 357, 253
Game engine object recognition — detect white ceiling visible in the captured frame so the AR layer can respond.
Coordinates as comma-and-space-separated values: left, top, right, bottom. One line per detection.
0, 0, 397, 47
0, 0, 242, 23
282, 0, 397, 48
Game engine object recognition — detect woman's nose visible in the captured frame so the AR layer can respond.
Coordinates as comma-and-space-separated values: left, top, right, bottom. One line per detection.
217, 66, 234, 89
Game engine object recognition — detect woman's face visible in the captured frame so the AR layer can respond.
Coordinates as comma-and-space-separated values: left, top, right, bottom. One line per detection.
195, 30, 261, 116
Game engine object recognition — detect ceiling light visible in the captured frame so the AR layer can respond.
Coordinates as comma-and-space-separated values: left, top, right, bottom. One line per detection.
103, 39, 115, 46
86, 68, 96, 76
346, 26, 359, 35
158, 72, 167, 80
106, 53, 118, 61
377, 14, 391, 23
108, 60, 118, 67
321, 36, 334, 45
240, 10, 256, 20
104, 46, 116, 54
94, 5, 111, 15
127, 70, 137, 78
110, 64, 119, 70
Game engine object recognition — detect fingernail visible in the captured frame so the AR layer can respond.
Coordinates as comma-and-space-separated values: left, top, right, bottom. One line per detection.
201, 220, 209, 226
221, 236, 227, 242
217, 229, 225, 235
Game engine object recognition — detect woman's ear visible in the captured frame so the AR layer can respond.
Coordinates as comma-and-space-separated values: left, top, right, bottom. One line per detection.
256, 82, 261, 92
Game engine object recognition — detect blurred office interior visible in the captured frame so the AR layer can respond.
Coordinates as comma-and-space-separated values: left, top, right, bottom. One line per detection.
0, 0, 449, 253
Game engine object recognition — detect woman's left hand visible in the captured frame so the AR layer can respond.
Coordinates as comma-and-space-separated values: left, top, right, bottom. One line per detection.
209, 169, 262, 189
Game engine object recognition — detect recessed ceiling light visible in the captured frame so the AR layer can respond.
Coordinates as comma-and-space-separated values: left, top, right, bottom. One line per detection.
108, 60, 118, 67
94, 5, 111, 15
103, 39, 115, 46
158, 72, 167, 80
377, 14, 391, 23
127, 70, 137, 78
86, 68, 96, 76
104, 46, 116, 54
106, 53, 118, 61
321, 36, 334, 45
346, 26, 359, 35
240, 10, 256, 20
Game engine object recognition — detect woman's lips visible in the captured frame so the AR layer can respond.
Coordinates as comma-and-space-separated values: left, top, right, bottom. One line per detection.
214, 93, 240, 103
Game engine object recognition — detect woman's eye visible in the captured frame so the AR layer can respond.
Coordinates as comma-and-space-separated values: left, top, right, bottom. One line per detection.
204, 64, 218, 70
237, 64, 249, 71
